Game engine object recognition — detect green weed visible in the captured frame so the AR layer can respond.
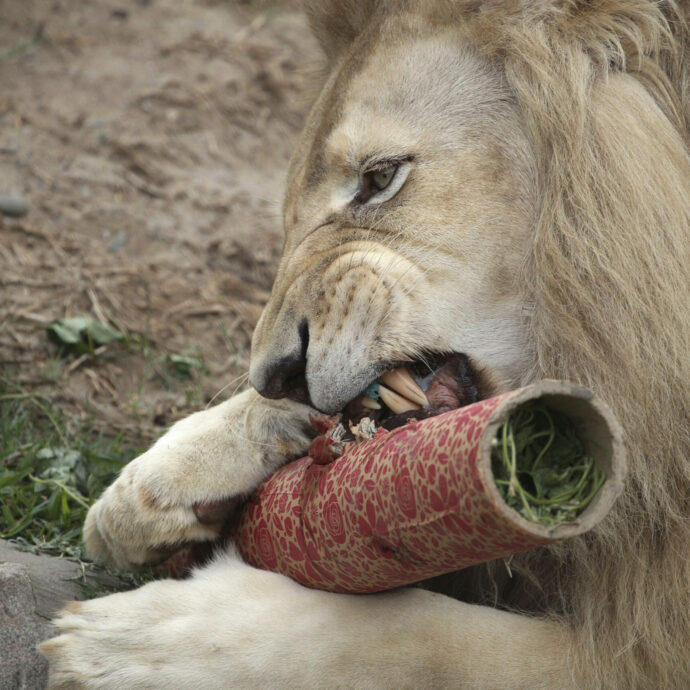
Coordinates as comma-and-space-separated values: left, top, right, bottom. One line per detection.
491, 402, 606, 525
47, 316, 124, 356
0, 374, 154, 592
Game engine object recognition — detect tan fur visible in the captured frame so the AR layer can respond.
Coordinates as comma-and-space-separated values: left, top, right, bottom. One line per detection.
42, 2, 689, 687
274, 1, 690, 686
478, 3, 690, 686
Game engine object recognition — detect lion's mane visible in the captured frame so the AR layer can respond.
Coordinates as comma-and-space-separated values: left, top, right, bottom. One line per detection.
306, 1, 689, 685
464, 2, 690, 687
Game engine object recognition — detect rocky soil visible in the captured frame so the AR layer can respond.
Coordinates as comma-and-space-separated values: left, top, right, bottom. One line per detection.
0, 1, 317, 686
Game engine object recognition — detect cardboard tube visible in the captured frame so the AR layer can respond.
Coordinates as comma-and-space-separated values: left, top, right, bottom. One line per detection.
234, 381, 626, 593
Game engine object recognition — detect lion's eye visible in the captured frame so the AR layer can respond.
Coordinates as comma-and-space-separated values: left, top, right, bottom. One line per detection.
371, 167, 396, 190
355, 159, 412, 205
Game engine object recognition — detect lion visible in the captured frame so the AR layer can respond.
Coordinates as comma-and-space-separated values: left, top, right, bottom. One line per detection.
41, 0, 689, 687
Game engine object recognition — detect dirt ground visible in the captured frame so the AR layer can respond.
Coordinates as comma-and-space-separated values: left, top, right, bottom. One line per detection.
0, 0, 317, 446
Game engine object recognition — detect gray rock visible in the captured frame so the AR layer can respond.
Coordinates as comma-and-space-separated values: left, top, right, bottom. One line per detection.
0, 541, 91, 619
0, 195, 29, 218
0, 541, 124, 690
0, 563, 53, 690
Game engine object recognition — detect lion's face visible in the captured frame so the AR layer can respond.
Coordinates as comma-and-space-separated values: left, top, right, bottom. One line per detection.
250, 16, 537, 414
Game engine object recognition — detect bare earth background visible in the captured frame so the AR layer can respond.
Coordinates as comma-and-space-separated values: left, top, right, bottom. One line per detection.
0, 3, 317, 684
0, 0, 315, 445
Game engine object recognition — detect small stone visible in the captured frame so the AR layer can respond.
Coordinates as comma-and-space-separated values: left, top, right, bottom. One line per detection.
0, 194, 29, 218
107, 229, 127, 252
0, 563, 53, 689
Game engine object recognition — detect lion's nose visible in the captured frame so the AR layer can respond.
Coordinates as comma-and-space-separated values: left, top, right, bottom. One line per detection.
250, 320, 312, 405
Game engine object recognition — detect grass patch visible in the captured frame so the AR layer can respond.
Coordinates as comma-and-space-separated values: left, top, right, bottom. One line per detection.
491, 402, 606, 526
0, 374, 154, 593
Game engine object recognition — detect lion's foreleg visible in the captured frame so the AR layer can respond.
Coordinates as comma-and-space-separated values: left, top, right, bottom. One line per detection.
84, 389, 314, 568
42, 553, 577, 689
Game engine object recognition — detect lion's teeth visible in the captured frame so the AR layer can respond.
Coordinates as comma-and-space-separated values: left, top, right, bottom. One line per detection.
380, 368, 429, 408
361, 396, 382, 410
378, 384, 421, 414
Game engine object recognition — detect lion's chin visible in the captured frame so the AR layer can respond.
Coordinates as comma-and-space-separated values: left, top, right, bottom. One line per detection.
341, 352, 494, 431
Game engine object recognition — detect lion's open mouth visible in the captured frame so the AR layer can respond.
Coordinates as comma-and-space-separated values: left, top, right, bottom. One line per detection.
341, 353, 491, 432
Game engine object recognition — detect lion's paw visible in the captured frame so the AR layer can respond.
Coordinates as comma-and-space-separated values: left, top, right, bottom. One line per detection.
84, 390, 314, 570
41, 594, 161, 688
40, 554, 328, 689
41, 571, 231, 689
82, 454, 223, 569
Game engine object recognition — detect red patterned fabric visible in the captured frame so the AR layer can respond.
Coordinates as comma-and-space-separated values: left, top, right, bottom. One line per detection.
235, 390, 554, 593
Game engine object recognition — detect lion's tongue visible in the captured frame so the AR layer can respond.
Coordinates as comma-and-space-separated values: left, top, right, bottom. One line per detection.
425, 355, 471, 409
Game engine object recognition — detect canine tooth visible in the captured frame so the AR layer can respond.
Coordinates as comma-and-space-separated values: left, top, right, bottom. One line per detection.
380, 368, 430, 408
361, 396, 382, 410
378, 384, 421, 414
